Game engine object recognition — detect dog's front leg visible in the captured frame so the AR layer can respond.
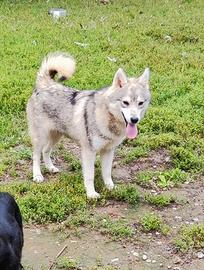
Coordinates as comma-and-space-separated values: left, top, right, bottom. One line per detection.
100, 148, 115, 190
81, 148, 99, 199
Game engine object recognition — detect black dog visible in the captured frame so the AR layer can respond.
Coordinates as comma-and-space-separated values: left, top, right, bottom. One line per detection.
0, 192, 23, 270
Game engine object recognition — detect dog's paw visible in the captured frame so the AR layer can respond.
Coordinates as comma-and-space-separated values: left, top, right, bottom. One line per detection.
105, 181, 115, 190
87, 191, 100, 199
48, 166, 60, 173
33, 174, 44, 183
106, 183, 115, 190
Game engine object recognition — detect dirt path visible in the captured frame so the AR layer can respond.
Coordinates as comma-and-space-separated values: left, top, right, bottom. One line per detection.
22, 224, 204, 270
23, 227, 145, 270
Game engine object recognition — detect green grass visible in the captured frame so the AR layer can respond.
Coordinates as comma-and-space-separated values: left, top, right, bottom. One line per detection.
140, 213, 170, 235
55, 257, 78, 270
63, 210, 133, 239
144, 193, 176, 207
136, 168, 188, 189
107, 184, 140, 205
175, 224, 204, 252
0, 176, 87, 223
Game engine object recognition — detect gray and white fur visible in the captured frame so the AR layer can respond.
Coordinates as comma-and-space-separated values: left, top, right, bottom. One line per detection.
27, 52, 151, 198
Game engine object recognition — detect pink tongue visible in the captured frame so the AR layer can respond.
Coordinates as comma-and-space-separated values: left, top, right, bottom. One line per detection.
126, 124, 138, 139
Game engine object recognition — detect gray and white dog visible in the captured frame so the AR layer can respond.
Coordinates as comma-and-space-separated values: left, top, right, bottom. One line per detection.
27, 52, 151, 198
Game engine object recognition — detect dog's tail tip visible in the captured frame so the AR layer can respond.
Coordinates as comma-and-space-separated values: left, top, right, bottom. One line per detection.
36, 52, 76, 86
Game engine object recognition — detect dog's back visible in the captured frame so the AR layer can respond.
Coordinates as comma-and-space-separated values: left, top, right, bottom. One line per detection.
0, 192, 23, 270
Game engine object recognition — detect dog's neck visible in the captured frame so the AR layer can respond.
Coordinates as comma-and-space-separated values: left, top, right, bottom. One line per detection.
107, 112, 124, 136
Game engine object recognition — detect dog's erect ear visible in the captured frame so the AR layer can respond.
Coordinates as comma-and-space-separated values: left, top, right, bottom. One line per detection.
112, 68, 128, 88
138, 68, 150, 85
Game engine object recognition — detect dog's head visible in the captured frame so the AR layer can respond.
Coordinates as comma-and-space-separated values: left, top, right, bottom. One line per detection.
104, 67, 151, 139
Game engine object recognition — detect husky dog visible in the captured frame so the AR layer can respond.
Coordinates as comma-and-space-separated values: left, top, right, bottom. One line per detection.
27, 52, 151, 198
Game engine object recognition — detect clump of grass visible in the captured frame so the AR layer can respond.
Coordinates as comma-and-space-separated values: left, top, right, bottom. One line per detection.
170, 145, 204, 172
120, 146, 149, 164
62, 151, 81, 171
175, 224, 204, 252
144, 193, 176, 207
140, 213, 169, 235
108, 184, 140, 205
137, 168, 188, 189
99, 217, 133, 238
63, 210, 93, 228
55, 257, 78, 269
128, 133, 181, 149
64, 210, 133, 239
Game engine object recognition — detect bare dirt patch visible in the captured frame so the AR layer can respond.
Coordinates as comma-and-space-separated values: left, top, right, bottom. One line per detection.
23, 227, 143, 270
130, 149, 172, 173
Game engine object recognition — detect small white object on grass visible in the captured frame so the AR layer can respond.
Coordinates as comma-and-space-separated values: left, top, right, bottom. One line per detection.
107, 56, 117, 63
74, 41, 89, 48
164, 35, 172, 42
111, 258, 119, 263
49, 8, 67, 19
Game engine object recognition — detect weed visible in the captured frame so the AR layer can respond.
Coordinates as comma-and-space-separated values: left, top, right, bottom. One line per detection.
137, 168, 188, 189
175, 224, 204, 252
64, 210, 133, 239
140, 213, 169, 235
120, 146, 149, 164
144, 193, 176, 207
55, 257, 78, 269
108, 184, 140, 205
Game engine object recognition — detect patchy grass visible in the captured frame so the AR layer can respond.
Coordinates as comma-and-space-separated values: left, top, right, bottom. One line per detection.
175, 224, 204, 252
0, 177, 140, 225
136, 168, 188, 189
55, 257, 78, 270
64, 210, 133, 239
120, 146, 149, 164
140, 213, 170, 235
107, 184, 140, 205
144, 193, 176, 207
0, 176, 87, 223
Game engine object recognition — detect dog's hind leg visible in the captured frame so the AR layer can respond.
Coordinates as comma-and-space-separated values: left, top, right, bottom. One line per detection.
100, 148, 115, 190
42, 131, 61, 173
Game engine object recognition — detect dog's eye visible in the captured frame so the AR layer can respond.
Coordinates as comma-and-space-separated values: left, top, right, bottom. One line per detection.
122, 101, 129, 106
138, 101, 144, 106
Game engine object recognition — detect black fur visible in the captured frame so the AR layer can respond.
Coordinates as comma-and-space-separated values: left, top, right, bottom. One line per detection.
0, 192, 23, 270
70, 91, 79, 105
84, 100, 92, 148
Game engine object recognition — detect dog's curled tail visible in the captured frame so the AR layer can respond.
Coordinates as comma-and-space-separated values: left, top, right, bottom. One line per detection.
36, 52, 76, 88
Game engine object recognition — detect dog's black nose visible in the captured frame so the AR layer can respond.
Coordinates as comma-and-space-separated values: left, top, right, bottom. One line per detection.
130, 117, 139, 124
